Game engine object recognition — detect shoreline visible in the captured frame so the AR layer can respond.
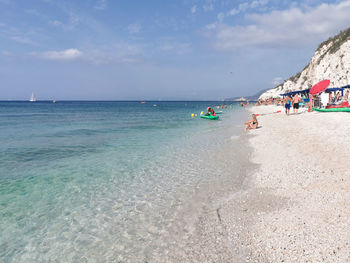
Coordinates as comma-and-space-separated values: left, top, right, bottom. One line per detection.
242, 105, 350, 262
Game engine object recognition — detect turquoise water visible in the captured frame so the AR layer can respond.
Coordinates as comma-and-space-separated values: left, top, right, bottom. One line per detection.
0, 101, 248, 262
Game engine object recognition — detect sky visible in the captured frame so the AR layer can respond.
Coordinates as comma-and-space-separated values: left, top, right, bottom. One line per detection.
1, 0, 350, 100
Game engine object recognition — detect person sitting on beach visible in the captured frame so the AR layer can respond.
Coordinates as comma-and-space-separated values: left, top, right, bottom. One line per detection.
329, 91, 333, 104
292, 94, 301, 114
335, 91, 341, 103
284, 96, 292, 115
245, 114, 258, 131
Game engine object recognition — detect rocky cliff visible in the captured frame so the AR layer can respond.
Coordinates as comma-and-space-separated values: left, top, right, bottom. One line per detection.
260, 28, 350, 99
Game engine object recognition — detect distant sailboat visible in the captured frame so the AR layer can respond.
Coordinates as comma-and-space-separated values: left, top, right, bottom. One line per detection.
29, 92, 36, 102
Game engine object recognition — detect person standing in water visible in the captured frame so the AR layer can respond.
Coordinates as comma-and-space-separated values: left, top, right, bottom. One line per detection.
284, 96, 292, 115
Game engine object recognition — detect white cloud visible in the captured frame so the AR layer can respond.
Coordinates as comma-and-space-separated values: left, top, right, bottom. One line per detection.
272, 77, 283, 85
207, 1, 350, 50
50, 20, 63, 27
227, 0, 269, 17
33, 49, 82, 60
191, 5, 197, 14
238, 2, 249, 12
228, 8, 239, 16
206, 23, 217, 30
94, 0, 107, 10
158, 41, 191, 54
203, 3, 214, 12
10, 35, 35, 45
127, 23, 141, 34
1, 50, 11, 56
50, 13, 80, 30
217, 12, 225, 23
250, 0, 259, 9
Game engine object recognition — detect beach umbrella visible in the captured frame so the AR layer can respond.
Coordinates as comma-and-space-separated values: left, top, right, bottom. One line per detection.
309, 79, 330, 95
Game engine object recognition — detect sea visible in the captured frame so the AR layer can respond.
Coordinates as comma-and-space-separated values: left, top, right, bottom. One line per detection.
0, 101, 251, 262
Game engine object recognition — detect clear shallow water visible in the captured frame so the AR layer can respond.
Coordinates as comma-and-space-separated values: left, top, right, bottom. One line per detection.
0, 101, 249, 262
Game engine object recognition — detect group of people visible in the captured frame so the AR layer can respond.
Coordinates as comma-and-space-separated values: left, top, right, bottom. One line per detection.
216, 104, 232, 109
319, 89, 349, 107
276, 89, 350, 115
240, 101, 249, 107
247, 89, 350, 131
283, 94, 302, 115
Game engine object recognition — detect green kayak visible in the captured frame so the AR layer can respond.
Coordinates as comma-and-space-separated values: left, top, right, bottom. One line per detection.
200, 115, 219, 120
313, 107, 350, 112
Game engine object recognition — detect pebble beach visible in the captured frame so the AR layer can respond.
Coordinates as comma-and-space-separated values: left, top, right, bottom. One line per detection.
151, 104, 350, 262
240, 105, 350, 262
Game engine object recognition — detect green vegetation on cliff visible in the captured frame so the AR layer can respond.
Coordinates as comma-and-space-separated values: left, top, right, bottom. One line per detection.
317, 27, 350, 54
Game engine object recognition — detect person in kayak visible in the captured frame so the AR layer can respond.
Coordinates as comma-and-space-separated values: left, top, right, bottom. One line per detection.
205, 107, 216, 116
284, 96, 292, 115
245, 114, 258, 131
210, 108, 216, 116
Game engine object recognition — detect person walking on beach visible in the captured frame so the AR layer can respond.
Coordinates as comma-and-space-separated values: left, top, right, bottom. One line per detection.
292, 94, 301, 114
308, 93, 314, 112
284, 96, 292, 115
245, 114, 258, 131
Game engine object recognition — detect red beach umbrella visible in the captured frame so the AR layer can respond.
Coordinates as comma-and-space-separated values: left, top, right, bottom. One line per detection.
309, 79, 330, 95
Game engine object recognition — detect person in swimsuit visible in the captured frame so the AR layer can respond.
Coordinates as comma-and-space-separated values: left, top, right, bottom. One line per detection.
328, 91, 333, 104
284, 96, 292, 115
308, 93, 314, 112
205, 107, 216, 116
335, 91, 341, 103
245, 114, 258, 131
293, 94, 301, 114
344, 90, 349, 102
205, 107, 211, 116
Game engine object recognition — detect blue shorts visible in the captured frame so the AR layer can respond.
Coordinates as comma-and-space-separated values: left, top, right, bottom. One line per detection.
285, 103, 291, 109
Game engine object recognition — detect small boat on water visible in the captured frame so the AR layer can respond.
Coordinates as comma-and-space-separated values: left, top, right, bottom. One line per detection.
29, 92, 36, 102
200, 115, 219, 120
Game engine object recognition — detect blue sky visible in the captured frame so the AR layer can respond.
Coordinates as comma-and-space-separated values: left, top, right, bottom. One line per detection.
1, 0, 350, 100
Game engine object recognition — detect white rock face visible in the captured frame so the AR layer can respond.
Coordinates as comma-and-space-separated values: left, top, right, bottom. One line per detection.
260, 37, 350, 99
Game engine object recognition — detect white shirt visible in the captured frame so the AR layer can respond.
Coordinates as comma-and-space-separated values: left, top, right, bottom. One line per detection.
320, 92, 329, 106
